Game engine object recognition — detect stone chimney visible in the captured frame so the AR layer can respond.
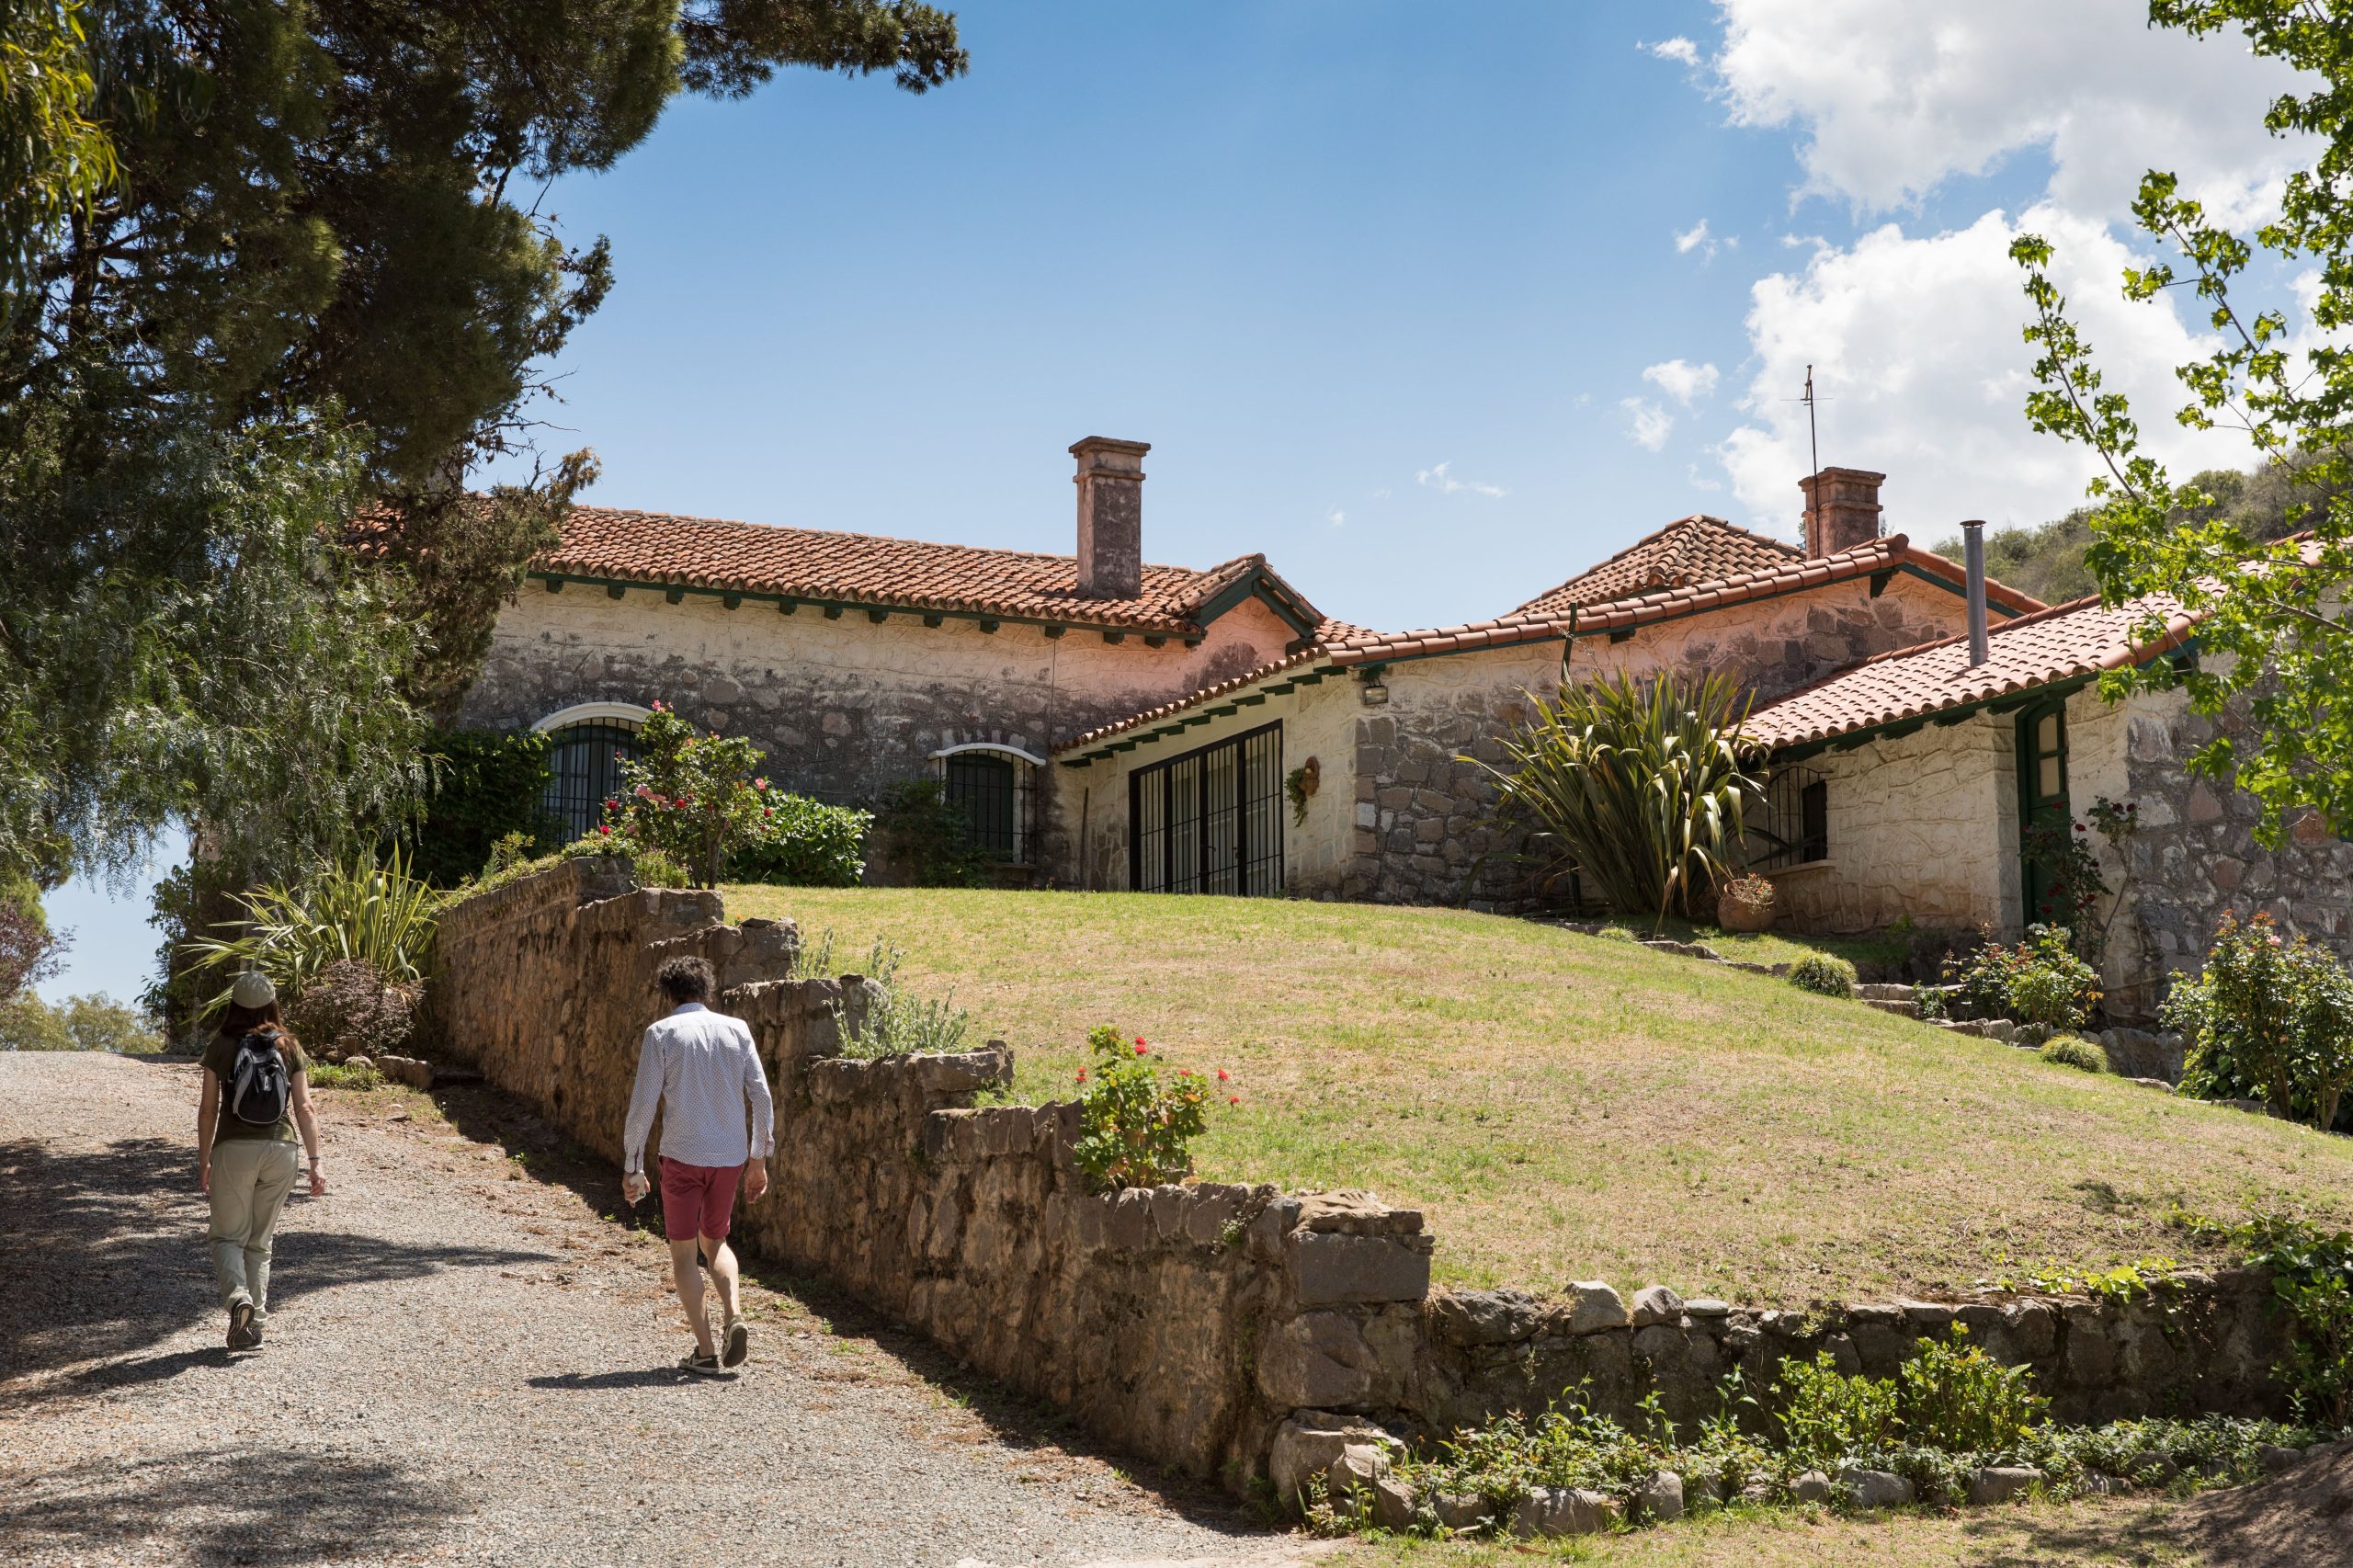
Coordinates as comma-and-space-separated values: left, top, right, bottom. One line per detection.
1072, 437, 1150, 599
1800, 466, 1885, 558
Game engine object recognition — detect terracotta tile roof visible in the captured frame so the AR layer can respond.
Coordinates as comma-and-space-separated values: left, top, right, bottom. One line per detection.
1056, 645, 1341, 755
536, 504, 1325, 636
1510, 515, 1802, 618
1743, 590, 2200, 750
1327, 535, 2042, 667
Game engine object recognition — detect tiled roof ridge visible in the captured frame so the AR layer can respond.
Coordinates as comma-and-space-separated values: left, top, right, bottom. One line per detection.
1509, 513, 1802, 618
1334, 533, 1917, 665
551, 501, 1246, 581
1054, 642, 1338, 753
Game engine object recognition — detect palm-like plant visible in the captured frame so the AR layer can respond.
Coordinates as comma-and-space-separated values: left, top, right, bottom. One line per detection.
1479, 670, 1761, 931
180, 845, 439, 1010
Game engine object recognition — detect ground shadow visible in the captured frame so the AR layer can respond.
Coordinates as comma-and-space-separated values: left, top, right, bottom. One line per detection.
1951, 1494, 2200, 1566
0, 1133, 547, 1392
422, 1081, 1281, 1542
527, 1367, 704, 1391
5, 1446, 460, 1565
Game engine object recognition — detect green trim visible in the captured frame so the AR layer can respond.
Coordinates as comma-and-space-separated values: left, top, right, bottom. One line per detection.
1769, 669, 2104, 763
722, 592, 742, 610
1237, 693, 1266, 706
1102, 630, 1125, 644
866, 608, 889, 624
1869, 568, 1894, 597
525, 571, 1198, 642
1192, 563, 1324, 642
1044, 623, 1067, 640
1607, 627, 1636, 644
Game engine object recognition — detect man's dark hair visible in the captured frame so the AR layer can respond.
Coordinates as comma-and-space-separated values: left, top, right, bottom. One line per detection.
656, 955, 714, 1005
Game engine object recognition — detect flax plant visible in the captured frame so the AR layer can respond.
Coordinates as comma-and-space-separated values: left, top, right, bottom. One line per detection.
1478, 671, 1760, 932
181, 844, 439, 1010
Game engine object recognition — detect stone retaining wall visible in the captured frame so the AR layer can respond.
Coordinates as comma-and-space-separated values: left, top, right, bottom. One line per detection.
422, 858, 2290, 1495
423, 858, 1432, 1487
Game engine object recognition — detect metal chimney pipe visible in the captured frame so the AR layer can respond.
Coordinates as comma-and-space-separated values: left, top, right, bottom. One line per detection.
1961, 519, 1991, 667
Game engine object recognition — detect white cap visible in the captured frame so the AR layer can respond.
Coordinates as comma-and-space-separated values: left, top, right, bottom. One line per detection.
231, 972, 277, 1009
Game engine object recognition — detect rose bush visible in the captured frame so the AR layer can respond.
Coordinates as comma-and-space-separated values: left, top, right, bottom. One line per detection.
1070, 1026, 1233, 1191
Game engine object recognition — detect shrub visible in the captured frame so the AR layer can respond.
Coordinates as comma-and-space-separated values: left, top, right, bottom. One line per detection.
728, 792, 870, 887
283, 958, 419, 1062
2040, 1035, 2109, 1074
1071, 1025, 1226, 1191
0, 993, 164, 1052
595, 703, 774, 888
1946, 924, 2098, 1030
307, 1061, 384, 1090
2168, 912, 2353, 1129
408, 728, 557, 887
1788, 953, 1858, 998
1773, 1349, 1897, 1465
1479, 671, 1761, 930
828, 937, 970, 1060
1893, 1329, 2048, 1451
872, 778, 991, 887
0, 875, 64, 1000
179, 844, 439, 1008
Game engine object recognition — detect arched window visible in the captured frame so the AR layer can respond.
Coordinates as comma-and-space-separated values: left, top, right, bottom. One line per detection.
933, 744, 1040, 865
534, 703, 652, 840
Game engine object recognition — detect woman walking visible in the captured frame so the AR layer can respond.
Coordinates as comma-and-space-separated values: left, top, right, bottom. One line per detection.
196, 972, 327, 1351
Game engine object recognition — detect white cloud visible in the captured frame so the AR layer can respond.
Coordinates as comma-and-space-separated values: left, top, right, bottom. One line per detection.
1620, 398, 1676, 452
1687, 464, 1724, 493
1643, 358, 1722, 405
1675, 219, 1715, 256
1711, 0, 2314, 222
1325, 507, 1346, 528
1415, 460, 1507, 499
1716, 204, 2258, 538
1648, 36, 1702, 67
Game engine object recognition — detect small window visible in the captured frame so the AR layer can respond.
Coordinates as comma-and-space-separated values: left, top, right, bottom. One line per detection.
544, 721, 642, 840
1748, 764, 1829, 869
1800, 778, 1829, 864
937, 746, 1035, 864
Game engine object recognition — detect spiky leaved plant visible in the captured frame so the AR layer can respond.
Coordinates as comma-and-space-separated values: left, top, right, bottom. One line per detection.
1478, 670, 1760, 932
179, 843, 439, 1010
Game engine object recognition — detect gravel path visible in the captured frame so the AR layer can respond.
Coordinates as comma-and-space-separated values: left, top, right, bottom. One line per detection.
0, 1052, 1328, 1568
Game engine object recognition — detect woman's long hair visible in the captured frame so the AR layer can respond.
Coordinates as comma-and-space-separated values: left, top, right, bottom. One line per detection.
218, 999, 299, 1063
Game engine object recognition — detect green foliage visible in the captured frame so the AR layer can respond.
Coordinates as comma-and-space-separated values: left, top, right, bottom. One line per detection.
1772, 1349, 1898, 1465
597, 704, 774, 888
873, 778, 991, 887
1787, 953, 1858, 999
2021, 817, 2111, 964
828, 937, 970, 1060
1945, 925, 2099, 1030
306, 1060, 385, 1091
0, 874, 63, 999
1071, 1026, 1223, 1192
1481, 670, 1760, 930
0, 992, 163, 1052
1893, 1330, 2051, 1452
282, 957, 418, 1062
2168, 912, 2353, 1129
728, 792, 870, 888
2182, 1211, 2353, 1426
2010, 6, 2353, 844
0, 1, 117, 313
179, 845, 439, 1009
409, 729, 557, 888
2040, 1035, 2110, 1074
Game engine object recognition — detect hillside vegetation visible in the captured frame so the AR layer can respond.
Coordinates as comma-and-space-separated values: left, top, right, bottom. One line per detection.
727, 886, 2353, 1307
1933, 456, 2340, 604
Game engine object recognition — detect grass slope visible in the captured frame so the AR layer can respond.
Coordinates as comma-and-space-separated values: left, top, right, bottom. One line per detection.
726, 887, 2353, 1304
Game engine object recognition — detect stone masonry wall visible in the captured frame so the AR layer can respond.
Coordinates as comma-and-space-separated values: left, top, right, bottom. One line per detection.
423, 858, 1434, 1488
423, 858, 2295, 1491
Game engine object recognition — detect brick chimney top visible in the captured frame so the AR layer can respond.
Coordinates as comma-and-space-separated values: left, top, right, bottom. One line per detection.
1073, 437, 1149, 599
1800, 467, 1885, 559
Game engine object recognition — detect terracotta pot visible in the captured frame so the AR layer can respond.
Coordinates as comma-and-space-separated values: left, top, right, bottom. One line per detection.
1717, 885, 1778, 933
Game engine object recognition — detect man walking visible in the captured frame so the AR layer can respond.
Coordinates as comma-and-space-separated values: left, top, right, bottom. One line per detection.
621, 955, 773, 1377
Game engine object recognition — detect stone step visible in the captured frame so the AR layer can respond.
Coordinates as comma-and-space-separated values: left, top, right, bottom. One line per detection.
1857, 983, 1917, 1002
1864, 997, 1921, 1018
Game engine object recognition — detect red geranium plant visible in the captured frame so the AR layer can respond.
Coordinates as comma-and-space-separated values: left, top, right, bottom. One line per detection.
1070, 1026, 1233, 1192
597, 703, 772, 888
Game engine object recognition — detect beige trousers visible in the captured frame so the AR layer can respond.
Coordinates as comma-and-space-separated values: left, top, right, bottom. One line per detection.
209, 1139, 301, 1320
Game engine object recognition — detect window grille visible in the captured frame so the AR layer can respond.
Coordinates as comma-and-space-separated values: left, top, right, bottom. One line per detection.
1129, 722, 1284, 897
543, 720, 643, 840
1745, 764, 1828, 869
942, 750, 1029, 863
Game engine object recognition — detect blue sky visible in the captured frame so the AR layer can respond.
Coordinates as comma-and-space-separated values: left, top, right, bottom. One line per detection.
47, 1, 2309, 1008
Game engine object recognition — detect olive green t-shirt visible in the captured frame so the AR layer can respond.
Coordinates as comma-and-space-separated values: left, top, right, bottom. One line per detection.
202, 1028, 309, 1144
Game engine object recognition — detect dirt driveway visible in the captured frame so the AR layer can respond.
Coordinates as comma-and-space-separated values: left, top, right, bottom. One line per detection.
0, 1052, 1326, 1568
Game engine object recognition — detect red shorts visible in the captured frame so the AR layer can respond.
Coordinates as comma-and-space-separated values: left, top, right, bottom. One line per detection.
657, 1157, 741, 1243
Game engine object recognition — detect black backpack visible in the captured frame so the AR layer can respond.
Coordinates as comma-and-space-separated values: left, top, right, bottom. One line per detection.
226, 1030, 291, 1127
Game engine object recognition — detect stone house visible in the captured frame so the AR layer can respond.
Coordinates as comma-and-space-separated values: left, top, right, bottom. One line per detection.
456, 437, 1352, 873
1741, 574, 2353, 1017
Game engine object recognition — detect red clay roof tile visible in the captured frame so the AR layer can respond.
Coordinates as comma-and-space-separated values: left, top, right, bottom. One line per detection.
1510, 516, 1802, 618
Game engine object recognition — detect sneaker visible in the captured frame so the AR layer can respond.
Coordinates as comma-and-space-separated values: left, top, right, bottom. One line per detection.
681, 1351, 727, 1379
227, 1301, 260, 1352
721, 1316, 749, 1369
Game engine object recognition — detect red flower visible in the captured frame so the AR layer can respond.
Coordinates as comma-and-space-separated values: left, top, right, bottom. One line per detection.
1215, 1068, 1230, 1082
1229, 1095, 1241, 1105
652, 700, 665, 710
1075, 1068, 1087, 1083
1176, 1067, 1191, 1077
596, 824, 612, 835
1133, 1041, 1148, 1056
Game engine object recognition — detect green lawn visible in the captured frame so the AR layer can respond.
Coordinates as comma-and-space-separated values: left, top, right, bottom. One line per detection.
724, 886, 2353, 1304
